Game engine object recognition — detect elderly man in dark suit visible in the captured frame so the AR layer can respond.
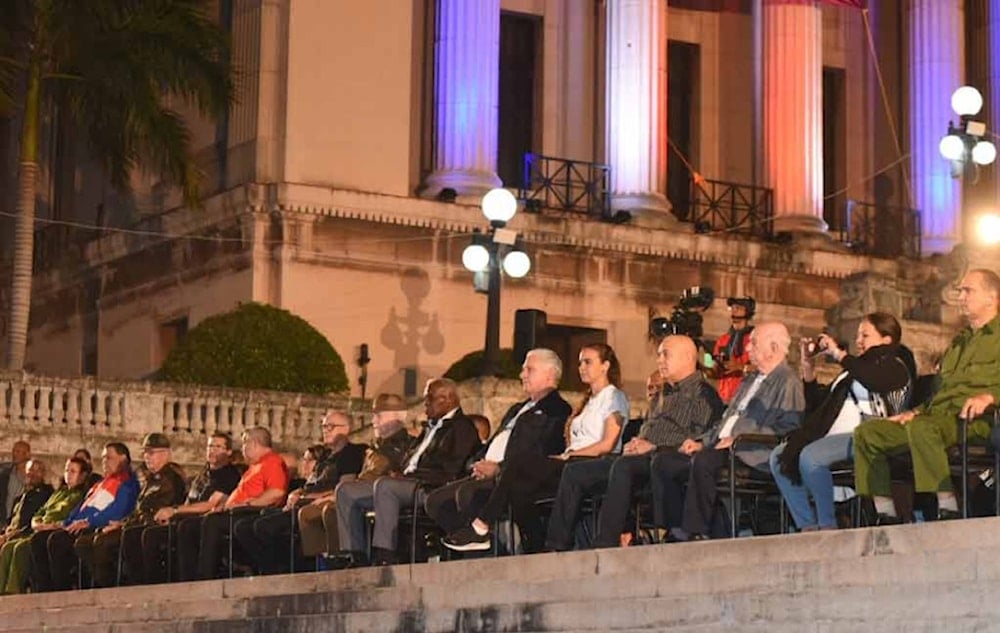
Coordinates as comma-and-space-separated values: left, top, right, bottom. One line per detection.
335, 378, 480, 565
425, 349, 571, 544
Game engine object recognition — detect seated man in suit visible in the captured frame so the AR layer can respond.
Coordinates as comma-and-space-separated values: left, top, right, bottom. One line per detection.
545, 335, 723, 551
652, 321, 804, 540
425, 348, 571, 547
854, 269, 1000, 522
335, 378, 480, 565
298, 394, 414, 561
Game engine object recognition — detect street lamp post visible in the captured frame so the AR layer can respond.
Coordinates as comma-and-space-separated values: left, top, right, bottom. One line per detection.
462, 188, 531, 376
940, 85, 997, 179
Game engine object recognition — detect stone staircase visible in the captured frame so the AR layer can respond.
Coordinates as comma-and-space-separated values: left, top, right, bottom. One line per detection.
1, 517, 998, 632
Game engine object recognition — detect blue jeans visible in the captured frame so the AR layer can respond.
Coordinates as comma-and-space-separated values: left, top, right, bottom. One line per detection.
769, 433, 853, 530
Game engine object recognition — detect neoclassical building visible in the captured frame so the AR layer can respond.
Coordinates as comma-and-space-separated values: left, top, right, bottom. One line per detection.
0, 0, 997, 400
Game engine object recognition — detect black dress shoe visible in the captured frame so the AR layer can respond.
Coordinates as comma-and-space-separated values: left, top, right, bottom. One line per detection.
371, 547, 397, 566
875, 513, 904, 526
937, 508, 962, 521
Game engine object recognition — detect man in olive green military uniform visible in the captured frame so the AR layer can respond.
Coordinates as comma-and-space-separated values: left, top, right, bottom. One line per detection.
854, 268, 1000, 521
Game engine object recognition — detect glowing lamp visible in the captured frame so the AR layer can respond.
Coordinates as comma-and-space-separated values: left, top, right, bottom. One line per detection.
502, 250, 531, 278
972, 141, 997, 166
951, 86, 984, 117
462, 244, 489, 272
481, 188, 518, 225
939, 135, 965, 161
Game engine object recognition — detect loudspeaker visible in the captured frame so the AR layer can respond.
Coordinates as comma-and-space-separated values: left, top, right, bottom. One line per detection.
513, 309, 547, 365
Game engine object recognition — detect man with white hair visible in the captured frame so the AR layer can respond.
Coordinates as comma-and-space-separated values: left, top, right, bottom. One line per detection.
426, 348, 571, 548
653, 322, 804, 540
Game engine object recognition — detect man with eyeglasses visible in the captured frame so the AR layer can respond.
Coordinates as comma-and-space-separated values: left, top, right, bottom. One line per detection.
298, 394, 414, 562
76, 433, 186, 587
234, 411, 365, 575
124, 432, 242, 585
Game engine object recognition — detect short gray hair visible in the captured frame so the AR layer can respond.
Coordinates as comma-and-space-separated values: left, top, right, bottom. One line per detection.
526, 348, 563, 383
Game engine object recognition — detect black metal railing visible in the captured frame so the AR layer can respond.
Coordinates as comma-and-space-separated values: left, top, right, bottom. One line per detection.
829, 200, 922, 259
519, 153, 611, 217
689, 178, 774, 238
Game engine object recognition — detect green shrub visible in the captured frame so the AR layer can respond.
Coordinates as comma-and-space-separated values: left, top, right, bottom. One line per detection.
444, 348, 521, 381
158, 302, 347, 394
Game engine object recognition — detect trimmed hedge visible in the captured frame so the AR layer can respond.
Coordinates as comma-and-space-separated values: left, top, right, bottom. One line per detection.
444, 348, 521, 381
158, 303, 348, 394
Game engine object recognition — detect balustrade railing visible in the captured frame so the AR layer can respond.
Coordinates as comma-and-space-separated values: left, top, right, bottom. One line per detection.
830, 200, 922, 259
689, 178, 774, 238
0, 372, 350, 452
519, 153, 611, 217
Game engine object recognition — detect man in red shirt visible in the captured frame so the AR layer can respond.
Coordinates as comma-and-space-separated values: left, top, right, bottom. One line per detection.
175, 427, 288, 580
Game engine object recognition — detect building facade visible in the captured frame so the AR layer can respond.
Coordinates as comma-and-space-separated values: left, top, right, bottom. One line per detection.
1, 0, 997, 400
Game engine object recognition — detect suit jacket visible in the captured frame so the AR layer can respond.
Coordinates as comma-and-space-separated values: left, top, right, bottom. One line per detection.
474, 389, 572, 464
700, 361, 805, 470
0, 462, 18, 527
405, 408, 481, 489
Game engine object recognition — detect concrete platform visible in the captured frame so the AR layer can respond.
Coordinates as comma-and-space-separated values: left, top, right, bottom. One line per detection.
1, 518, 998, 632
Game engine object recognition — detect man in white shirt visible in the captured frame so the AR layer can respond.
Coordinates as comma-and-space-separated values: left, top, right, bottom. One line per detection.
651, 322, 804, 540
334, 378, 479, 565
424, 349, 571, 538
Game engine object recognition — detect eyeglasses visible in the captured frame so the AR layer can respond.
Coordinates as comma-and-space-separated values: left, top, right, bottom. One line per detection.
322, 423, 349, 430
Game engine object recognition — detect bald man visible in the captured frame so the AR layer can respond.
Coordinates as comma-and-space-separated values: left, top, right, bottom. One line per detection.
545, 335, 725, 551
0, 442, 31, 529
653, 322, 804, 541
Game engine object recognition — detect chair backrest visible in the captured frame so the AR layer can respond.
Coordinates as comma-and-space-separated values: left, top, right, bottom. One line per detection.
621, 417, 643, 445
911, 374, 938, 408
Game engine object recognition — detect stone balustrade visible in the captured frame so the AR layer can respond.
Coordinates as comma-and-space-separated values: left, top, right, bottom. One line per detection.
0, 371, 352, 471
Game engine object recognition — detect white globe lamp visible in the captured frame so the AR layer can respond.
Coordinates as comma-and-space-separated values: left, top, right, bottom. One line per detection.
462, 244, 489, 272
972, 140, 997, 166
481, 188, 518, 225
951, 86, 984, 117
939, 134, 965, 161
502, 250, 531, 278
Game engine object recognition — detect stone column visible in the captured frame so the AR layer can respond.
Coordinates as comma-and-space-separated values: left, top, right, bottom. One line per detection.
763, 0, 826, 234
422, 0, 502, 198
909, 0, 964, 254
605, 0, 672, 220
988, 0, 1000, 211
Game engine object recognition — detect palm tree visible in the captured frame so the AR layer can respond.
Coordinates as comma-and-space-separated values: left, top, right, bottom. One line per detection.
0, 0, 233, 370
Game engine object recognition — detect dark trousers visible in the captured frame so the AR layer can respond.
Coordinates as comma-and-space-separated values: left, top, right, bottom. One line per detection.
75, 528, 122, 588
30, 529, 82, 592
176, 509, 258, 581
546, 456, 614, 550
478, 453, 567, 553
424, 476, 496, 534
134, 524, 170, 585
651, 448, 742, 537
232, 508, 297, 575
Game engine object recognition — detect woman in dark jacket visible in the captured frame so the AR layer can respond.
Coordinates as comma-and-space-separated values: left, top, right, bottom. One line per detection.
769, 312, 915, 531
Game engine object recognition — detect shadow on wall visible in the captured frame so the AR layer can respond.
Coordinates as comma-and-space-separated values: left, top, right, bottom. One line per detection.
379, 268, 445, 397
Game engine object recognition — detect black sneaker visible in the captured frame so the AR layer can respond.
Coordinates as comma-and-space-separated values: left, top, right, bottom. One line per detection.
442, 526, 491, 552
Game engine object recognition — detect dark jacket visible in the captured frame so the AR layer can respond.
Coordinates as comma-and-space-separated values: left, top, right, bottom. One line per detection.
359, 427, 415, 481
6, 483, 54, 534
473, 389, 572, 464
303, 442, 366, 493
404, 409, 481, 489
778, 343, 915, 483
128, 463, 188, 525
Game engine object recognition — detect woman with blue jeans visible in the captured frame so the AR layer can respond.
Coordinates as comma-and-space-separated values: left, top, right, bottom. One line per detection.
769, 313, 915, 531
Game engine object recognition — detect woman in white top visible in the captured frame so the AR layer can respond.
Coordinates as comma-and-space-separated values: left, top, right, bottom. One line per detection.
442, 344, 629, 554
560, 343, 631, 459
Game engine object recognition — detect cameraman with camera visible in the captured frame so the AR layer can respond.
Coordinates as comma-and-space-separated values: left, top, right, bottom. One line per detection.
711, 297, 755, 403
